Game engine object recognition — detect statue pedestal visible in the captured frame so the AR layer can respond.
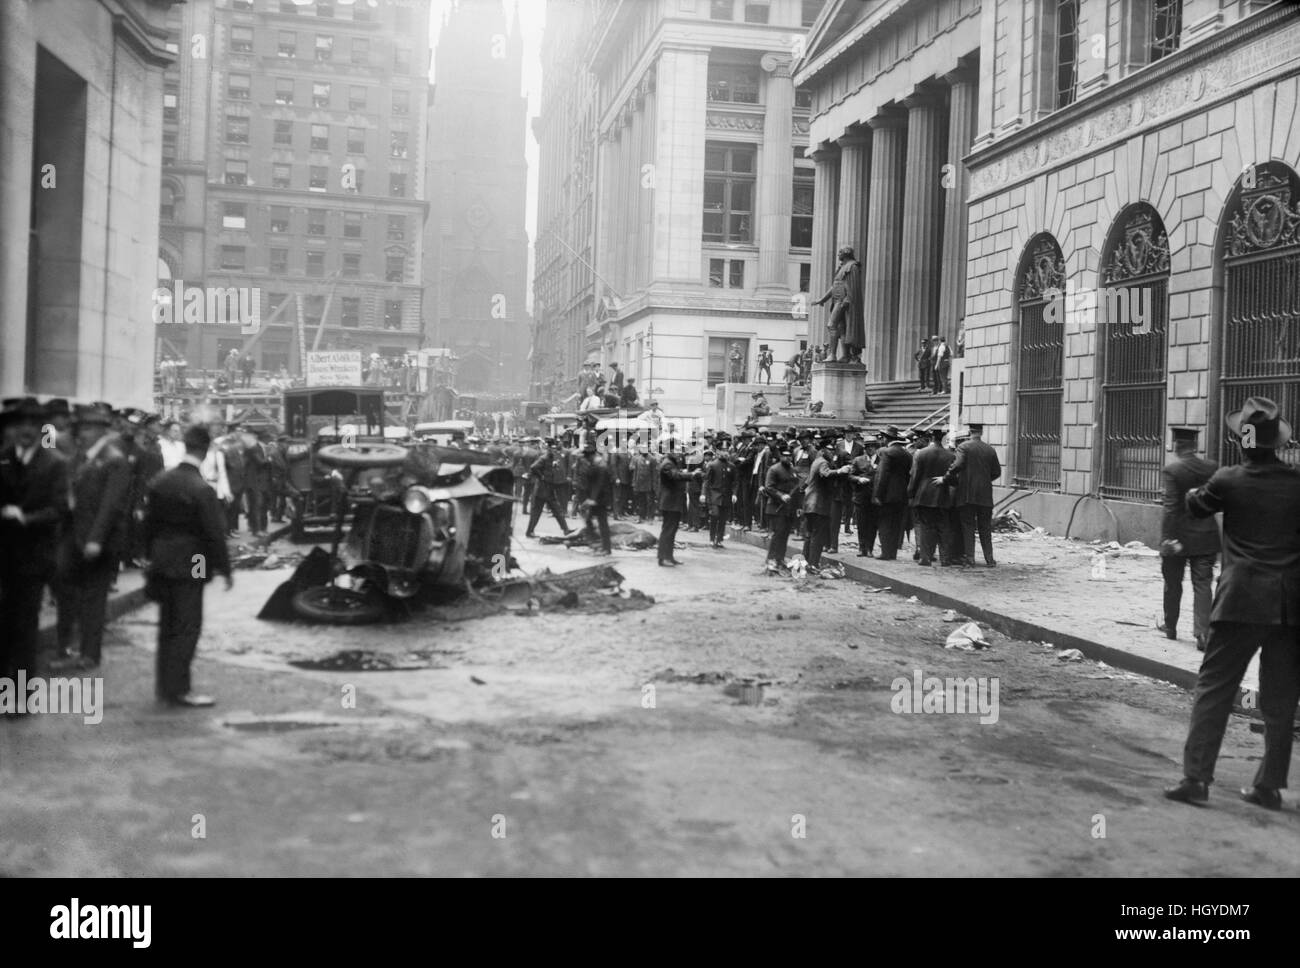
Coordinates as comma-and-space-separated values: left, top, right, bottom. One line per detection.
810, 360, 867, 418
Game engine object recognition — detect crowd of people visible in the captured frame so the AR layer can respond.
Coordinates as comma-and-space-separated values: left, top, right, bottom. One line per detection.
490, 418, 1001, 572
0, 396, 296, 710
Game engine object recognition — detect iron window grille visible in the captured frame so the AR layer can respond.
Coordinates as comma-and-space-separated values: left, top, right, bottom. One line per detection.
1014, 235, 1066, 488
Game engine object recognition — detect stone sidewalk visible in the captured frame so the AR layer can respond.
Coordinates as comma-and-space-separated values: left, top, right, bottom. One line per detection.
728, 522, 1261, 705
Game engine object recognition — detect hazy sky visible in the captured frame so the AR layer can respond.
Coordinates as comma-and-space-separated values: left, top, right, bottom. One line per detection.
430, 0, 547, 312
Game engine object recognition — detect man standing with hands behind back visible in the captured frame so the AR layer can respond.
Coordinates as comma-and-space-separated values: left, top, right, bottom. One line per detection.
144, 424, 232, 707
1158, 428, 1220, 651
937, 421, 1001, 567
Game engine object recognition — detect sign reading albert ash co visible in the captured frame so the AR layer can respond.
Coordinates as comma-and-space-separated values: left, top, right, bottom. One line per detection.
306, 351, 363, 387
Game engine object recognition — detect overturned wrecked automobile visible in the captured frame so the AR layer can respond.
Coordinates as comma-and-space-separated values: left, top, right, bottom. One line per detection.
263, 442, 517, 625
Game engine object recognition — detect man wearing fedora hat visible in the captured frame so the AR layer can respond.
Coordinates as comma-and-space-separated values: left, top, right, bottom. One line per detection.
1, 399, 70, 694
873, 431, 913, 560
54, 403, 132, 671
761, 440, 799, 574
1158, 428, 1220, 650
1165, 397, 1300, 810
938, 422, 1002, 567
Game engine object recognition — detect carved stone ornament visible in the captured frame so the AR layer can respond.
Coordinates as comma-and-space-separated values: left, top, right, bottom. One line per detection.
1103, 208, 1170, 284
706, 112, 764, 132
1019, 237, 1066, 303
1225, 168, 1300, 258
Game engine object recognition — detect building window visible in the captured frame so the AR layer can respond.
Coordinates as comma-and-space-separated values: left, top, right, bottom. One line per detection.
341, 297, 361, 327
274, 120, 293, 146
315, 35, 334, 62
162, 130, 177, 166
1098, 205, 1170, 502
710, 259, 745, 288
269, 206, 290, 233
791, 168, 814, 248
394, 48, 411, 73
222, 202, 247, 230
227, 73, 250, 100
390, 131, 408, 158
351, 38, 369, 65
279, 0, 299, 12
707, 337, 749, 387
231, 26, 254, 53
272, 163, 292, 189
1217, 161, 1300, 468
386, 215, 406, 241
261, 342, 289, 373
224, 159, 248, 185
347, 127, 365, 153
344, 212, 362, 238
710, 0, 733, 19
275, 78, 294, 104
310, 123, 329, 150
801, 0, 826, 27
384, 300, 403, 329
163, 86, 179, 122
306, 252, 325, 277
278, 31, 297, 58
225, 115, 250, 144
795, 87, 812, 110
316, 1, 334, 17
270, 248, 288, 274
307, 209, 327, 235
743, 2, 769, 25
349, 86, 367, 110
1051, 0, 1080, 110
1013, 233, 1066, 488
707, 62, 759, 104
313, 82, 331, 108
309, 165, 328, 191
304, 295, 325, 320
389, 173, 407, 197
160, 186, 175, 222
386, 255, 404, 282
353, 2, 371, 22
799, 263, 811, 292
267, 292, 290, 315
342, 252, 361, 278
232, 0, 253, 10
220, 246, 246, 270
391, 90, 409, 115
703, 142, 755, 244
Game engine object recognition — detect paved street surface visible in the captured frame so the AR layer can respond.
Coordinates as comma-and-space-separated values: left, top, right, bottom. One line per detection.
2, 516, 1298, 877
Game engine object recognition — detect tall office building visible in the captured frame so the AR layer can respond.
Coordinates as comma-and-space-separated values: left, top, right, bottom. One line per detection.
156, 0, 431, 375
423, 0, 531, 398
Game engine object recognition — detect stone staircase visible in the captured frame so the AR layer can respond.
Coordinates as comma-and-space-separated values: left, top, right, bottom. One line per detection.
861, 380, 950, 436
777, 383, 811, 414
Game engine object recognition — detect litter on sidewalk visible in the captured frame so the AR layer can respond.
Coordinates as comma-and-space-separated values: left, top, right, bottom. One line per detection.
944, 622, 989, 651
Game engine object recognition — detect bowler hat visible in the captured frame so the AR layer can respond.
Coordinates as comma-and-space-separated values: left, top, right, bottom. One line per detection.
8, 397, 45, 423
45, 398, 70, 417
1226, 396, 1292, 448
73, 402, 114, 427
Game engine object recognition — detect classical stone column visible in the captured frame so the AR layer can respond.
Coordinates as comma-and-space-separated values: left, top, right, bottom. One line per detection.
756, 53, 795, 295
895, 89, 946, 378
624, 99, 641, 293
807, 144, 838, 347
939, 67, 977, 346
863, 110, 905, 381
638, 71, 657, 292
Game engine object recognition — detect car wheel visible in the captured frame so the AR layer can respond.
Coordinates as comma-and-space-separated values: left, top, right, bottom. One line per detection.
291, 585, 386, 625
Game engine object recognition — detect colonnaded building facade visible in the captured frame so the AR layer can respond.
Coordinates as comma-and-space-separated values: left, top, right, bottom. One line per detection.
799, 0, 1300, 542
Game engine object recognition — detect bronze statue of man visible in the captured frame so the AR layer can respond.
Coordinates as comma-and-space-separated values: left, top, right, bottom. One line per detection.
813, 245, 865, 363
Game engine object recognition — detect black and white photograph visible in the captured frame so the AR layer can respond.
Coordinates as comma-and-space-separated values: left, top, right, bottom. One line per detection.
2, 0, 1299, 908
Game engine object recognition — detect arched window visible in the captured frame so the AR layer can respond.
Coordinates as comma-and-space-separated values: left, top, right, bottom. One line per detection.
1098, 204, 1169, 500
1217, 161, 1300, 466
1014, 233, 1066, 488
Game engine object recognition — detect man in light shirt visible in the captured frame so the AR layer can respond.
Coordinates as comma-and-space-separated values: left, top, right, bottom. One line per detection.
159, 420, 186, 470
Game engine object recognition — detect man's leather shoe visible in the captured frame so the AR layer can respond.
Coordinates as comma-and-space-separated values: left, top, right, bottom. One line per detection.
1196, 636, 1207, 652
658, 559, 677, 567
1156, 623, 1176, 640
917, 559, 932, 567
1163, 778, 1209, 805
985, 560, 996, 567
1240, 786, 1282, 810
168, 693, 215, 708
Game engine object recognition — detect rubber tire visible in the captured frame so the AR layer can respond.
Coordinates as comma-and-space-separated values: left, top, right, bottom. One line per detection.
291, 585, 386, 625
315, 443, 409, 469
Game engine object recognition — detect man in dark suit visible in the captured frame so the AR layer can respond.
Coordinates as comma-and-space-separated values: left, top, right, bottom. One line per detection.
803, 441, 850, 569
761, 441, 799, 574
704, 445, 735, 549
143, 424, 232, 707
576, 442, 613, 555
657, 448, 698, 566
909, 428, 956, 567
245, 430, 273, 537
1165, 398, 1300, 811
611, 447, 632, 519
128, 414, 165, 565
938, 421, 1002, 567
55, 403, 132, 670
848, 437, 879, 557
873, 433, 913, 560
525, 439, 573, 538
1159, 428, 1220, 651
0, 399, 69, 692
